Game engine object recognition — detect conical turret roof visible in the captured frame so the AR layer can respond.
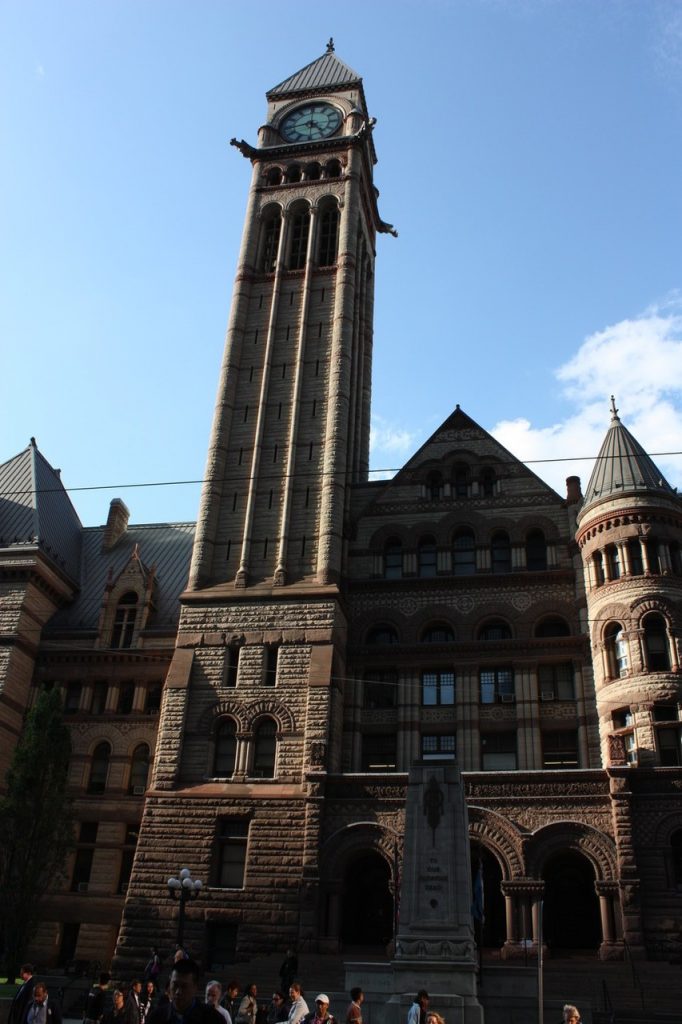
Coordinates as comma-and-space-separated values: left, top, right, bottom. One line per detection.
267, 42, 362, 99
581, 398, 677, 513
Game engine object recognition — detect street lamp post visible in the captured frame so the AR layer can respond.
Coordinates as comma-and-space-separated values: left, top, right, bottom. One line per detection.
167, 867, 203, 949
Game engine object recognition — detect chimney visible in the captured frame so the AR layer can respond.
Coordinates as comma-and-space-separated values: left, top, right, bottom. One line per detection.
102, 498, 130, 551
565, 476, 582, 505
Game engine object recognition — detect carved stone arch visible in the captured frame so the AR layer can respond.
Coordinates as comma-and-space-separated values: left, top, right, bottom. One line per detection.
513, 514, 561, 542
526, 820, 618, 881
358, 616, 405, 647
258, 199, 284, 220
442, 513, 486, 541
471, 608, 516, 641
630, 595, 675, 622
413, 607, 457, 643
531, 604, 575, 636
652, 810, 682, 846
368, 524, 411, 550
84, 735, 113, 758
482, 519, 516, 544
319, 821, 398, 885
285, 196, 312, 216
468, 807, 525, 879
593, 602, 632, 644
121, 730, 156, 758
197, 700, 246, 733
245, 698, 295, 733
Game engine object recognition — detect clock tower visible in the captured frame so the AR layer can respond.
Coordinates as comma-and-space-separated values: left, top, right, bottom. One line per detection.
115, 46, 393, 967
189, 40, 393, 591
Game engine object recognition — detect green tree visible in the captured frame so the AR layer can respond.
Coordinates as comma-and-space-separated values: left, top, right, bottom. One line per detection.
0, 688, 75, 979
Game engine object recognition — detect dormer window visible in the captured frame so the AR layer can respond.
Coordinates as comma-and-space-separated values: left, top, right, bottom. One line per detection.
112, 592, 138, 649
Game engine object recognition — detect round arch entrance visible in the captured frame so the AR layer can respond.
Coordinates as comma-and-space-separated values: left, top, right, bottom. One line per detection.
340, 851, 393, 948
470, 844, 505, 948
542, 850, 601, 951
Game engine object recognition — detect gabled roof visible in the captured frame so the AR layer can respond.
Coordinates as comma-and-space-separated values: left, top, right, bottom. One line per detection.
362, 404, 563, 512
0, 440, 82, 582
267, 45, 362, 100
581, 399, 677, 513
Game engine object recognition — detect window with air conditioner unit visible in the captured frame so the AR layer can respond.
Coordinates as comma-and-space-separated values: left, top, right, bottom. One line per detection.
480, 668, 514, 704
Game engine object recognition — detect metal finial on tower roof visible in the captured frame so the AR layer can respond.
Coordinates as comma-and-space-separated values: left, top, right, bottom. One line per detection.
326, 37, 335, 53
609, 395, 620, 422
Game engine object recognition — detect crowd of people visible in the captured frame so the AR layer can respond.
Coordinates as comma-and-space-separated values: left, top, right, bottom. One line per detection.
6, 955, 582, 1024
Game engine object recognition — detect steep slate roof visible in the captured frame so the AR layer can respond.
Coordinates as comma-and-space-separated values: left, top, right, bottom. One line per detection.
581, 400, 677, 512
48, 521, 195, 631
267, 47, 362, 99
0, 441, 82, 582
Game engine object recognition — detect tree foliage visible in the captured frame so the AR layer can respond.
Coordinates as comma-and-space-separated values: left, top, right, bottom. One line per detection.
0, 688, 75, 976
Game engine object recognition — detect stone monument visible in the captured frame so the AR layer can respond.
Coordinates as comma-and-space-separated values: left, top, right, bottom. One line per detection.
345, 761, 484, 1024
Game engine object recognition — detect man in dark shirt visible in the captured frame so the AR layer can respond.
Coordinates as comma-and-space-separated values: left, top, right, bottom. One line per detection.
9, 964, 35, 1024
84, 974, 111, 1024
147, 960, 223, 1024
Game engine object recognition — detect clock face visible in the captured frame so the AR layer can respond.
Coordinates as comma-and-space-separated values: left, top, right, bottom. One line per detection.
280, 103, 342, 143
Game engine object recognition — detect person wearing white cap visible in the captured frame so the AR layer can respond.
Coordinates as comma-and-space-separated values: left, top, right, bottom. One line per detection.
300, 996, 336, 1024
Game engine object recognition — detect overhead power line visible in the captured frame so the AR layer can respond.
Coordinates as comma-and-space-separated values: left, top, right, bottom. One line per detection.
1, 449, 682, 500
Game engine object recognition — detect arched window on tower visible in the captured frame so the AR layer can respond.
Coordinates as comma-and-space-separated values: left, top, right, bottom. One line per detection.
490, 531, 511, 574
129, 743, 150, 795
318, 204, 340, 266
384, 539, 403, 579
285, 164, 302, 183
526, 529, 547, 571
606, 544, 621, 579
642, 613, 671, 671
326, 159, 342, 178
288, 207, 310, 270
260, 211, 281, 272
305, 162, 321, 181
252, 718, 277, 778
418, 536, 437, 578
605, 622, 629, 679
646, 538, 661, 574
453, 529, 476, 576
628, 539, 644, 575
265, 166, 283, 186
112, 592, 138, 649
88, 742, 111, 794
214, 718, 237, 777
670, 541, 682, 576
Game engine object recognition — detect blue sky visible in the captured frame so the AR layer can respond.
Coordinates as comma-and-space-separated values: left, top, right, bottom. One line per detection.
2, 0, 682, 526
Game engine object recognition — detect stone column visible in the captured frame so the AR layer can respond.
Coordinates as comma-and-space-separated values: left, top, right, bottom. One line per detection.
608, 769, 646, 957
595, 881, 623, 960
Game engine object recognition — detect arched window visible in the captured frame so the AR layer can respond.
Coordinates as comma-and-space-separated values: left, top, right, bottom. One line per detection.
214, 719, 237, 777
366, 625, 399, 645
479, 619, 512, 642
593, 550, 605, 585
318, 205, 339, 266
129, 744, 150, 794
260, 212, 281, 272
491, 531, 511, 574
288, 208, 310, 269
384, 539, 403, 579
421, 623, 455, 643
535, 616, 570, 637
453, 465, 470, 498
453, 529, 476, 576
672, 830, 682, 885
418, 536, 437, 577
643, 613, 671, 671
88, 742, 110, 794
305, 162, 321, 181
252, 718, 277, 778
265, 167, 282, 186
326, 159, 342, 178
285, 164, 302, 183
480, 468, 496, 497
526, 529, 547, 571
606, 544, 621, 579
426, 472, 443, 500
111, 592, 138, 649
605, 622, 628, 678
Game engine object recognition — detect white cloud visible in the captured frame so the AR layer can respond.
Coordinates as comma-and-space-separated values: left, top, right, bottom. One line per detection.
492, 299, 682, 495
35, 64, 45, 78
370, 414, 416, 477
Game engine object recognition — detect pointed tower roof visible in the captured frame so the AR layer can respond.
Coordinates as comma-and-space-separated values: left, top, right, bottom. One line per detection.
581, 397, 677, 513
267, 40, 363, 100
0, 439, 82, 582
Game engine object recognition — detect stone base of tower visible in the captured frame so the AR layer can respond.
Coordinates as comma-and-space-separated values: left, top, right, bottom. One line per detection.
345, 959, 483, 1024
